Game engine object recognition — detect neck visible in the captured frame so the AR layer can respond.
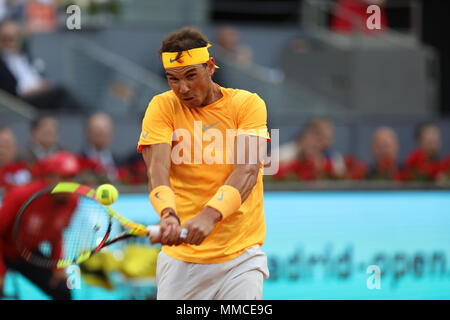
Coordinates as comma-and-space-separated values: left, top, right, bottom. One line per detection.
201, 82, 222, 107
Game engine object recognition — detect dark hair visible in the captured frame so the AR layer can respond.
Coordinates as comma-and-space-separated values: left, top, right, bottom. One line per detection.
414, 121, 437, 142
159, 27, 209, 62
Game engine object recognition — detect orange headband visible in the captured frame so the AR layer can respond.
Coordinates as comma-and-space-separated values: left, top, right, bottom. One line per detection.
161, 44, 219, 69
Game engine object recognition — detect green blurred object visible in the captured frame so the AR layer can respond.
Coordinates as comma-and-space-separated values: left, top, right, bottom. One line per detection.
78, 244, 159, 291
79, 251, 120, 290
119, 245, 160, 279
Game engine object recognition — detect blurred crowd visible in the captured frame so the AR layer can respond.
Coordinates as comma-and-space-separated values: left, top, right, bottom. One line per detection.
274, 118, 450, 183
0, 112, 147, 192
0, 1, 448, 191
1, 113, 450, 194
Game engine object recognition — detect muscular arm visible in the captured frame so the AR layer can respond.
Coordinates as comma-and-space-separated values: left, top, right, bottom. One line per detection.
183, 134, 266, 245
141, 143, 181, 245
224, 134, 265, 203
141, 143, 172, 193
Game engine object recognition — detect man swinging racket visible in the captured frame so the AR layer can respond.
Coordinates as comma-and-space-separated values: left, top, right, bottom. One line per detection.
137, 27, 270, 300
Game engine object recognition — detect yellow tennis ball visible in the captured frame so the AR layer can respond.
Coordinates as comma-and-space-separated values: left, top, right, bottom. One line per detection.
96, 184, 118, 206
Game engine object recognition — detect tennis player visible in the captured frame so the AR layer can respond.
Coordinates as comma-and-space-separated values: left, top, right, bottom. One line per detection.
137, 27, 270, 300
0, 151, 80, 300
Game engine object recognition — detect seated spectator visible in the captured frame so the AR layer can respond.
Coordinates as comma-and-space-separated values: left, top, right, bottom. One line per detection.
0, 126, 31, 190
402, 122, 443, 181
0, 20, 82, 113
215, 26, 252, 66
307, 117, 348, 178
79, 113, 119, 183
117, 152, 147, 185
116, 111, 147, 185
21, 114, 64, 165
277, 133, 301, 168
330, 0, 388, 34
275, 117, 367, 181
367, 126, 402, 180
275, 128, 333, 180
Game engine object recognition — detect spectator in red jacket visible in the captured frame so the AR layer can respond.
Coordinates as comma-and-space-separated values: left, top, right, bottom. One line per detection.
331, 0, 388, 35
0, 126, 31, 190
275, 117, 365, 181
368, 126, 402, 180
275, 128, 333, 180
403, 122, 443, 181
25, 0, 58, 34
0, 151, 80, 300
307, 117, 349, 178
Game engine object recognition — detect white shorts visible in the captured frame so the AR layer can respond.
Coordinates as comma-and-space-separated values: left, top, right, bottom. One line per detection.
156, 245, 270, 300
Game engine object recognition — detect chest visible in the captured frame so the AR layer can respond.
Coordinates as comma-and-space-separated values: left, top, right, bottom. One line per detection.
173, 106, 237, 135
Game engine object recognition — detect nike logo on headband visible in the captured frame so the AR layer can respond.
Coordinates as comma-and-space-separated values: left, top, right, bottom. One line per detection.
170, 55, 184, 63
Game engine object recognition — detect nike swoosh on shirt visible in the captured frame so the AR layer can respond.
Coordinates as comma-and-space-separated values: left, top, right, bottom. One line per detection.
141, 130, 149, 138
203, 122, 219, 130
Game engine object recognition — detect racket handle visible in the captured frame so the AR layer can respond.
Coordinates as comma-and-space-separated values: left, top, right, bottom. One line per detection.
146, 225, 188, 239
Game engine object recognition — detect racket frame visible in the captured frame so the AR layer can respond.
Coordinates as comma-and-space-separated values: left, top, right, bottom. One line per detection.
13, 182, 184, 269
13, 183, 113, 269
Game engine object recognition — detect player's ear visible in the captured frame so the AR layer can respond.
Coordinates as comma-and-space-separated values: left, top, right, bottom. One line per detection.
206, 58, 216, 77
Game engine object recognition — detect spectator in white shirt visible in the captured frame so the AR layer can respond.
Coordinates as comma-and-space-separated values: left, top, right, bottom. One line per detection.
0, 20, 83, 113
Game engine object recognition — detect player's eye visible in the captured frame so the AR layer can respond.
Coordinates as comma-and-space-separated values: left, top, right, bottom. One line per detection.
186, 74, 196, 79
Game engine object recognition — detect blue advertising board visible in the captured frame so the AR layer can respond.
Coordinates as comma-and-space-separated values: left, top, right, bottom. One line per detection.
263, 191, 450, 299
2, 191, 450, 299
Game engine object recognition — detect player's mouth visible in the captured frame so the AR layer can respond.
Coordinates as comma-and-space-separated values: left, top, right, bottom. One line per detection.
182, 97, 194, 102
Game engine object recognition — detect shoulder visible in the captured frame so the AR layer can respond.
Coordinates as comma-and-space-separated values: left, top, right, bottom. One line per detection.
223, 88, 266, 116
150, 90, 178, 107
144, 90, 179, 115
223, 87, 263, 104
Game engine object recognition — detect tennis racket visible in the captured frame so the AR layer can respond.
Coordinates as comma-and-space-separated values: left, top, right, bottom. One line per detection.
13, 182, 187, 269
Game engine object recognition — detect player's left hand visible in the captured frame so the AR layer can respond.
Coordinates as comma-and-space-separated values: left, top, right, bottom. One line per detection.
181, 207, 222, 245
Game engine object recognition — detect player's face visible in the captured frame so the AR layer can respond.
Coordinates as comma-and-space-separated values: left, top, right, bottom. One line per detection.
165, 60, 216, 108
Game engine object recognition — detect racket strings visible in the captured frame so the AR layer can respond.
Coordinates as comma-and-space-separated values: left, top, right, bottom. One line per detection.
17, 194, 111, 266
61, 196, 110, 262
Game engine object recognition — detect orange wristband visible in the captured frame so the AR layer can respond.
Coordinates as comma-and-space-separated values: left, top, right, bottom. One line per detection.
149, 185, 177, 216
161, 210, 181, 224
206, 185, 242, 220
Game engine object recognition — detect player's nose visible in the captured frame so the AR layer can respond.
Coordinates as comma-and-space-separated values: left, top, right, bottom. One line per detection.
179, 81, 190, 94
